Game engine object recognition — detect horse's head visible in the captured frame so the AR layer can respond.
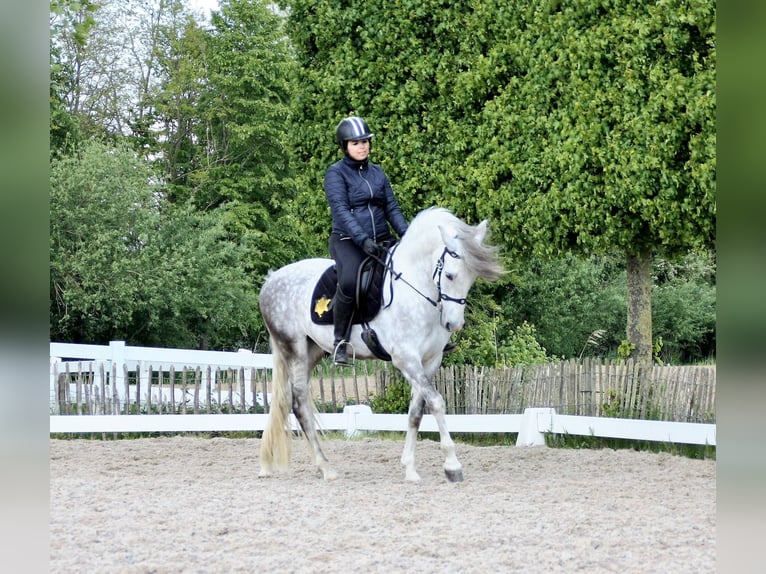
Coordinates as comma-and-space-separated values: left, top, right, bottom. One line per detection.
434, 218, 503, 333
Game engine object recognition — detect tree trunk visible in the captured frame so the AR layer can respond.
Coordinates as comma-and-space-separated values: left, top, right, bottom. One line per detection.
626, 250, 652, 370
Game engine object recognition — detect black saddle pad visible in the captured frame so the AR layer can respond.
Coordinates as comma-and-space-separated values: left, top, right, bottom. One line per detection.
310, 256, 386, 325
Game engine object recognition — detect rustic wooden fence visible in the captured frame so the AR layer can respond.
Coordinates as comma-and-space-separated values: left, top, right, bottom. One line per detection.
52, 357, 715, 424
376, 358, 716, 423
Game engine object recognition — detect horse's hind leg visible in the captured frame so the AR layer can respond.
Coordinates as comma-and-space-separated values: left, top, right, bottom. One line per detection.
291, 383, 337, 481
291, 343, 338, 481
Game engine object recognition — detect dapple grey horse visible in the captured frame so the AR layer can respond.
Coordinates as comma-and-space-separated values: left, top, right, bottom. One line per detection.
258, 208, 504, 482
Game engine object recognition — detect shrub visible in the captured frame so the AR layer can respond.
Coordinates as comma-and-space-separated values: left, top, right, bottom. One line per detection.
370, 377, 411, 414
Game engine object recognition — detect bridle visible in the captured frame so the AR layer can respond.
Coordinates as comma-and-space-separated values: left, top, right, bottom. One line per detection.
377, 244, 468, 311
431, 246, 468, 306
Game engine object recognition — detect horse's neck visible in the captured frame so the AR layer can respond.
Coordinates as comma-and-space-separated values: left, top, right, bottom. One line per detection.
391, 237, 438, 284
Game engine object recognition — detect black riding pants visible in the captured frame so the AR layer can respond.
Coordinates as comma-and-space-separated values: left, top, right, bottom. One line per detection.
329, 233, 366, 298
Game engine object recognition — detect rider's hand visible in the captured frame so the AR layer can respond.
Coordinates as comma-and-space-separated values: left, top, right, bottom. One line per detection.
362, 238, 379, 256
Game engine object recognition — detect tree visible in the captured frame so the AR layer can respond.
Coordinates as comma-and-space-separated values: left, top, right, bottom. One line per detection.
280, 0, 716, 368
49, 0, 98, 151
49, 1, 311, 350
466, 0, 715, 369
651, 249, 716, 363
50, 0, 216, 142
138, 13, 210, 198
503, 253, 627, 359
50, 139, 262, 348
146, 0, 309, 266
190, 0, 296, 210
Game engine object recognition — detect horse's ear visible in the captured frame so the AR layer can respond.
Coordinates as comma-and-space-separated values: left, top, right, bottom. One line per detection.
438, 225, 460, 252
474, 220, 489, 244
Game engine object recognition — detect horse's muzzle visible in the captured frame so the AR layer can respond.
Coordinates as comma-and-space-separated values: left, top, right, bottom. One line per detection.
444, 321, 463, 333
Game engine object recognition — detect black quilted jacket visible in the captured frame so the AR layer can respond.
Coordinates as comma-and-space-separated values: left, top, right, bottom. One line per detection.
324, 155, 409, 246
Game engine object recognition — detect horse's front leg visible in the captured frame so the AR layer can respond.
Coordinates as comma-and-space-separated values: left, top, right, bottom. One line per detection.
424, 387, 463, 482
396, 349, 463, 482
401, 391, 426, 482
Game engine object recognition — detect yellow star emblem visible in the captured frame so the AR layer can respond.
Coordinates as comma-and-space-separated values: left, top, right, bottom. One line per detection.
314, 296, 332, 317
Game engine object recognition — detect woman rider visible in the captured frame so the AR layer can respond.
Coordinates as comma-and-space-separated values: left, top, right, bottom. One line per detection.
323, 116, 409, 365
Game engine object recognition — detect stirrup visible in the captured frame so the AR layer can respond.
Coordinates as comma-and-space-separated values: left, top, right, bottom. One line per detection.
333, 340, 354, 366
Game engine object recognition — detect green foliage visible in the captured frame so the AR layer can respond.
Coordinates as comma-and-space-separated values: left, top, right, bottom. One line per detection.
495, 322, 550, 367
501, 252, 627, 359
282, 0, 715, 257
370, 377, 411, 414
49, 0, 99, 154
50, 139, 262, 347
617, 340, 637, 359
651, 250, 716, 363
280, 0, 716, 367
500, 251, 714, 363
440, 283, 551, 367
146, 0, 298, 212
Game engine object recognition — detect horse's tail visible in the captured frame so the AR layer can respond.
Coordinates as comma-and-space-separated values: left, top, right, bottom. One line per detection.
259, 336, 291, 476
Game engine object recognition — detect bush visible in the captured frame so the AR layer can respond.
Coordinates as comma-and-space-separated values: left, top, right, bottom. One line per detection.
370, 377, 411, 414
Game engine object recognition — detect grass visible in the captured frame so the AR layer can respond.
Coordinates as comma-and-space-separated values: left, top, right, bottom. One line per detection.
544, 432, 715, 459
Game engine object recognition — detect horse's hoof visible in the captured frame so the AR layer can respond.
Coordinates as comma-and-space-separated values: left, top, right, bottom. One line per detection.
404, 470, 421, 482
322, 468, 339, 481
445, 468, 464, 482
258, 467, 273, 478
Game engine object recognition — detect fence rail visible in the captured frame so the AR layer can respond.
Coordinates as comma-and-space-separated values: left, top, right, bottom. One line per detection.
48, 406, 717, 446
50, 342, 716, 424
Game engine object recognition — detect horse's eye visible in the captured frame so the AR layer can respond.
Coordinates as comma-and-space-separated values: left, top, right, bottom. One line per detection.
445, 272, 454, 281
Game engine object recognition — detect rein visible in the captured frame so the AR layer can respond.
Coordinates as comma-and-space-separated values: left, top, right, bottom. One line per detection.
371, 244, 467, 310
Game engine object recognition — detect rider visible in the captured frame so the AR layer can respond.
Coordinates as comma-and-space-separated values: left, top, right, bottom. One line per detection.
324, 115, 409, 365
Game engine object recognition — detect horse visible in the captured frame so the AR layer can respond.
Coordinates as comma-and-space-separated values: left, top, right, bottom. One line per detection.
257, 207, 504, 482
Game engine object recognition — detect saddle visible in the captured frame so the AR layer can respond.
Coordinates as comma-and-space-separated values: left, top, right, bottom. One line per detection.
310, 253, 392, 361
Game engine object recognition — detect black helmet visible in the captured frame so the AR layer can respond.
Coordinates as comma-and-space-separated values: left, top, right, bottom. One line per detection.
336, 116, 374, 152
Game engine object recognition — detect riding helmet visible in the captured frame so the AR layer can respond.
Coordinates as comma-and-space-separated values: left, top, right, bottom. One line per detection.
336, 116, 374, 153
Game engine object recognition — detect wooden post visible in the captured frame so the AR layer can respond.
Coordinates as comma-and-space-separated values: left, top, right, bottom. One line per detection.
146, 365, 153, 415
239, 367, 246, 414
180, 368, 188, 414
206, 366, 213, 413
261, 369, 270, 413
353, 366, 360, 405
99, 363, 107, 415
193, 367, 201, 414
330, 365, 337, 410
169, 366, 176, 414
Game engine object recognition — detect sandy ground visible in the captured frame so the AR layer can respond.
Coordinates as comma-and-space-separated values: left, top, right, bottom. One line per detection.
50, 436, 715, 574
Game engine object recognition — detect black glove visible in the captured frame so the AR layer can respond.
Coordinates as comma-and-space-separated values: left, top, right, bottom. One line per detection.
362, 238, 379, 256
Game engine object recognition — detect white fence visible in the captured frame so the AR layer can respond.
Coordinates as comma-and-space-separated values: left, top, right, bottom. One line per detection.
50, 340, 272, 409
49, 342, 716, 446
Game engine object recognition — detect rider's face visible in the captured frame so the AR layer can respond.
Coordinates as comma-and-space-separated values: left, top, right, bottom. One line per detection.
346, 139, 370, 161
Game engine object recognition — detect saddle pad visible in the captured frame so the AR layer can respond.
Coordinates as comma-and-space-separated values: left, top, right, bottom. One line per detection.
310, 259, 386, 325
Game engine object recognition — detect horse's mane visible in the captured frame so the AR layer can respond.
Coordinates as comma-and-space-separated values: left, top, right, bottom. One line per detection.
405, 208, 504, 281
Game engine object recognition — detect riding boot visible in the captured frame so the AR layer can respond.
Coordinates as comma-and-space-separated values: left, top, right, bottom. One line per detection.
332, 286, 355, 365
